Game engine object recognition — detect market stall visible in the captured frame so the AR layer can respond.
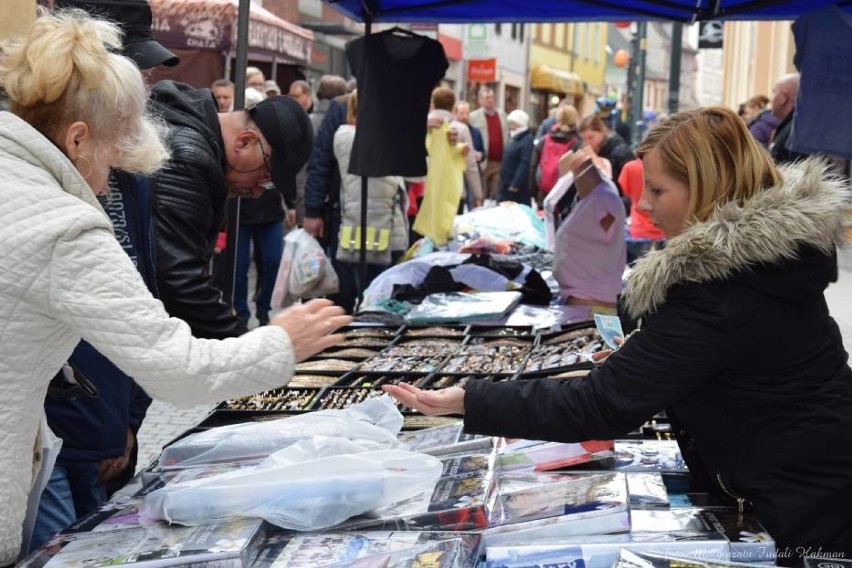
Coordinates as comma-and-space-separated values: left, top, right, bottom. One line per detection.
17, 0, 851, 564
146, 0, 314, 88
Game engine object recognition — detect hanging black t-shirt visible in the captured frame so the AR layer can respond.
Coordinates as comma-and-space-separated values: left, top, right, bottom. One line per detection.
346, 30, 449, 177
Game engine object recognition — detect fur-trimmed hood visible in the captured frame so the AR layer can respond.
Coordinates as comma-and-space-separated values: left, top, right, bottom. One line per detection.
624, 158, 849, 318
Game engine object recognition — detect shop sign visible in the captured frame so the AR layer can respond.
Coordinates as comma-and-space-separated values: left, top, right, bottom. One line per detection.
247, 20, 311, 63
151, 0, 311, 65
468, 58, 496, 82
463, 23, 490, 59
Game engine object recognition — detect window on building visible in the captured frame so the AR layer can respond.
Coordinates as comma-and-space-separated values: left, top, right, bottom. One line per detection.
593, 24, 600, 64
505, 85, 520, 113
495, 23, 502, 35
511, 23, 517, 40
519, 23, 525, 42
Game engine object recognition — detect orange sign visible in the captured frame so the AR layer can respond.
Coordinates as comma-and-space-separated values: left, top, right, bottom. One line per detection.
467, 58, 496, 82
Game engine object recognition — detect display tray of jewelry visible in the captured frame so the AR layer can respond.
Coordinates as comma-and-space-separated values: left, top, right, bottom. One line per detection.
523, 324, 605, 374
539, 325, 600, 346
402, 415, 463, 431
358, 354, 448, 373
339, 336, 395, 349
217, 387, 322, 412
310, 387, 424, 414
332, 374, 428, 389
399, 325, 467, 338
467, 325, 534, 337
312, 346, 382, 360
287, 374, 345, 388
436, 337, 532, 375
341, 326, 400, 339
419, 374, 509, 389
381, 338, 463, 357
295, 358, 361, 373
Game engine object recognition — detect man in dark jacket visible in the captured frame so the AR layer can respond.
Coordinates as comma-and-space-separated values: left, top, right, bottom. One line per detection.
768, 74, 809, 164
147, 82, 313, 338
497, 109, 534, 205
296, 75, 347, 226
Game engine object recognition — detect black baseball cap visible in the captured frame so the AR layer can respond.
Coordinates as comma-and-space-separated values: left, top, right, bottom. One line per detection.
248, 95, 314, 202
55, 0, 180, 69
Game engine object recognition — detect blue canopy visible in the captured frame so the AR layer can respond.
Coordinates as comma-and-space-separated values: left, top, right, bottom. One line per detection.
326, 0, 851, 23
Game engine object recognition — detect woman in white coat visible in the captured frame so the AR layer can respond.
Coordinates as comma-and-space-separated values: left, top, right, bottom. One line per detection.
0, 12, 349, 563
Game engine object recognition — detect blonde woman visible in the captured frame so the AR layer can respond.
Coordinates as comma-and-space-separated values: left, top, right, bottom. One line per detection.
386, 107, 852, 558
0, 12, 348, 561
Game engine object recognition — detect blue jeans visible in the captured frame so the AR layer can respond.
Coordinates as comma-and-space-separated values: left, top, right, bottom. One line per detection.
234, 220, 284, 323
30, 462, 105, 551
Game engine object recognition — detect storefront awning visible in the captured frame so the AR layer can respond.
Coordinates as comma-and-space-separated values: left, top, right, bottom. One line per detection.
149, 0, 313, 66
530, 65, 584, 96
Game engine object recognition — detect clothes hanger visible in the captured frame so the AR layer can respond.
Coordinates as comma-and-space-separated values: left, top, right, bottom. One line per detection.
385, 25, 420, 37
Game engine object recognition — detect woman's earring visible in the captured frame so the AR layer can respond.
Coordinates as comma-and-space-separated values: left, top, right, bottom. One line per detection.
74, 155, 93, 180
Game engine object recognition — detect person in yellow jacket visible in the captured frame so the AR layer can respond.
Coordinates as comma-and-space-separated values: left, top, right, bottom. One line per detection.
415, 87, 471, 246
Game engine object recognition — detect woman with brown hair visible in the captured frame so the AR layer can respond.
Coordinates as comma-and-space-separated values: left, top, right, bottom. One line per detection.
386, 107, 852, 561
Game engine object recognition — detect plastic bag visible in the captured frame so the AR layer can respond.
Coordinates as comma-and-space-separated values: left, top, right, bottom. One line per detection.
157, 396, 403, 469
271, 228, 339, 308
451, 202, 546, 250
20, 413, 62, 557
141, 443, 442, 530
360, 252, 471, 310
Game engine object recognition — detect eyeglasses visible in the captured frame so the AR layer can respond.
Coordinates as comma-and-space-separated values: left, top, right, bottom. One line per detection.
256, 138, 275, 191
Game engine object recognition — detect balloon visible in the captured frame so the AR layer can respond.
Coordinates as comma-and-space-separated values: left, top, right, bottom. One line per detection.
614, 21, 631, 29
614, 49, 630, 68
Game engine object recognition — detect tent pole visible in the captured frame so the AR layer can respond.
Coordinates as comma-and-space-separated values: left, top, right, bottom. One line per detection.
222, 0, 253, 306
234, 0, 251, 109
630, 22, 647, 146
357, 16, 372, 312
667, 23, 683, 116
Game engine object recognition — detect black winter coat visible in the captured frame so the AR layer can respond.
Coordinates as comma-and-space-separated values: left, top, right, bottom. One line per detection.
465, 159, 852, 558
497, 129, 534, 205
148, 81, 247, 339
597, 133, 634, 194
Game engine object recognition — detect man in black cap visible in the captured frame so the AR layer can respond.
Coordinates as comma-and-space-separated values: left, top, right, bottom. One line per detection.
144, 82, 313, 339
53, 0, 180, 68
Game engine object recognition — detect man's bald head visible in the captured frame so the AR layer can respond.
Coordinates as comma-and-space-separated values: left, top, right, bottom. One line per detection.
771, 73, 799, 120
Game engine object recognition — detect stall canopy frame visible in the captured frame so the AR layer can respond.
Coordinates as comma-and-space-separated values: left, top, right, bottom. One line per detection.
317, 0, 850, 312
325, 0, 851, 22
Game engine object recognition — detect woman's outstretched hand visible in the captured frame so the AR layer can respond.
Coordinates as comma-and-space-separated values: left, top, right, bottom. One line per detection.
272, 299, 352, 362
382, 382, 465, 416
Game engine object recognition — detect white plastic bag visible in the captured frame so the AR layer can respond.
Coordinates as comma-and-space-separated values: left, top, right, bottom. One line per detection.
20, 413, 62, 557
271, 228, 339, 308
157, 396, 403, 469
141, 442, 443, 531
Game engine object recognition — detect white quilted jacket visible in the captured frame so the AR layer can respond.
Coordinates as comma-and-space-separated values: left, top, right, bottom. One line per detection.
0, 112, 296, 562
